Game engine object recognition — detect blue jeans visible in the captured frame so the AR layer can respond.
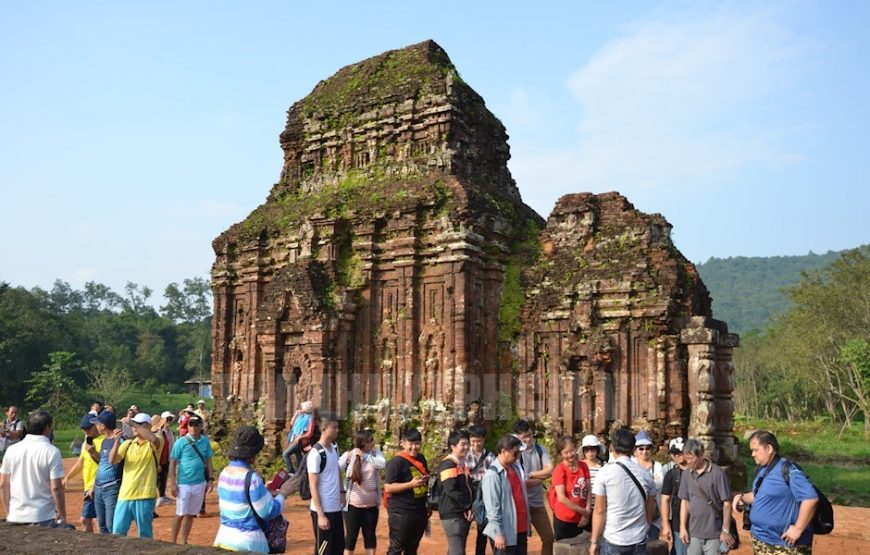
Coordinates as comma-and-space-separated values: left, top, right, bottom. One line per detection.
282, 442, 304, 471
94, 481, 120, 534
671, 529, 689, 555
601, 538, 646, 555
112, 498, 156, 538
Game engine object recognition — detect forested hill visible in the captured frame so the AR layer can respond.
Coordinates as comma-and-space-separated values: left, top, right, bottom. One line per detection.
697, 249, 850, 334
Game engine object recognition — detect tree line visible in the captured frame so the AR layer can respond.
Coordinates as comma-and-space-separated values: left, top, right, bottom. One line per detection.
732, 246, 870, 438
0, 277, 212, 424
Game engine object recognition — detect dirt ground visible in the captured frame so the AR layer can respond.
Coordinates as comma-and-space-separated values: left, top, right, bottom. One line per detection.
1, 458, 866, 554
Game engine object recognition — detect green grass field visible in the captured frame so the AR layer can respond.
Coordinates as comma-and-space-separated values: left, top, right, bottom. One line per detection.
53, 392, 213, 458
735, 417, 870, 507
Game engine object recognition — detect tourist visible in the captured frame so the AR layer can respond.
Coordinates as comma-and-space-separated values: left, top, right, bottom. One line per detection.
589, 428, 656, 555
549, 435, 591, 540
339, 429, 385, 555
438, 429, 474, 555
481, 434, 530, 555
308, 412, 344, 555
178, 405, 195, 436
61, 413, 103, 533
660, 437, 689, 555
677, 438, 734, 555
465, 424, 496, 555
283, 400, 316, 472
104, 404, 115, 414
513, 419, 554, 555
580, 434, 605, 523
195, 399, 209, 420
89, 402, 103, 416
0, 406, 25, 454
733, 430, 818, 554
214, 425, 296, 552
156, 410, 177, 506
0, 410, 66, 526
109, 412, 163, 538
169, 415, 214, 544
93, 410, 122, 534
384, 428, 430, 555
633, 430, 664, 539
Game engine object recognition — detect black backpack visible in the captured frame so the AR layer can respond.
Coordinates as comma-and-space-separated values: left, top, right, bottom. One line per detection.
298, 443, 327, 501
428, 472, 442, 511
781, 458, 834, 535
471, 468, 490, 527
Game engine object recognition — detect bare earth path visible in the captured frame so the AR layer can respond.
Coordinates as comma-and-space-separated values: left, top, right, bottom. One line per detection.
1, 459, 865, 554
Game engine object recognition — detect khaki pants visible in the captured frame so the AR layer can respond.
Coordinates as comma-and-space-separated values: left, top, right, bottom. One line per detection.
529, 505, 554, 555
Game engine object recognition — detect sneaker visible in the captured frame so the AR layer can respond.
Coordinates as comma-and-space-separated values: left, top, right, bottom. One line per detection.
156, 496, 172, 506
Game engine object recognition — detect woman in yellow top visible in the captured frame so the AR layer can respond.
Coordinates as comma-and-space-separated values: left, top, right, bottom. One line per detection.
109, 412, 163, 538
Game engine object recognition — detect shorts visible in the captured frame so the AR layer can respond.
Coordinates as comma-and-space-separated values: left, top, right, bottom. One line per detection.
176, 482, 207, 516
81, 493, 97, 519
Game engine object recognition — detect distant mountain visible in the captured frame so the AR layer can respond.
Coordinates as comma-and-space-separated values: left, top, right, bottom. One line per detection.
697, 249, 850, 334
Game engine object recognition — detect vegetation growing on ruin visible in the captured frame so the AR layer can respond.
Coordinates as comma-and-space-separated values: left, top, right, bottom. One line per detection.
293, 41, 458, 132
498, 217, 542, 344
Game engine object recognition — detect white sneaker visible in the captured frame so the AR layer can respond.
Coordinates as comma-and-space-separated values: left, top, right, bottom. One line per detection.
157, 496, 172, 506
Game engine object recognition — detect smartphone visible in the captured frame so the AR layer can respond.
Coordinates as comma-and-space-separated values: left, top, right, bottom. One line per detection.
86, 436, 94, 445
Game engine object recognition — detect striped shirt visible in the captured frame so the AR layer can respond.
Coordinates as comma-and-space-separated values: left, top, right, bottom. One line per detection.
340, 448, 386, 508
214, 460, 285, 553
587, 463, 602, 507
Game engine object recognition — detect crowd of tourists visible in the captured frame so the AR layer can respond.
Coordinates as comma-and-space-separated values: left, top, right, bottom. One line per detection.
0, 401, 822, 555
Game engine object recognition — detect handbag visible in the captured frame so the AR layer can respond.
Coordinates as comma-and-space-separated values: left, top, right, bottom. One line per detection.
245, 471, 289, 554
691, 469, 741, 550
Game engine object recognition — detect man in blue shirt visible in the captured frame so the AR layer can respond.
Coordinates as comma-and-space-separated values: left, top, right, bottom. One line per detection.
168, 415, 214, 545
734, 431, 818, 554
93, 410, 123, 534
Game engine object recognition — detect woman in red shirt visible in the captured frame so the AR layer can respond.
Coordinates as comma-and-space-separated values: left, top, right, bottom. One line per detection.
548, 435, 591, 540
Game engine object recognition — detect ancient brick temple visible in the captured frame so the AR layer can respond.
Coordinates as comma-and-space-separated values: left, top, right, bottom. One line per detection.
211, 40, 739, 465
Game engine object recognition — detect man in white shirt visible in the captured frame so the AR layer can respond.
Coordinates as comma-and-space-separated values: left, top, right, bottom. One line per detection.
308, 412, 344, 555
0, 410, 66, 526
589, 428, 656, 555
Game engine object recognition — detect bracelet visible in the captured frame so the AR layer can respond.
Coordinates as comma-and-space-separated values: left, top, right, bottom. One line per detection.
721, 529, 731, 535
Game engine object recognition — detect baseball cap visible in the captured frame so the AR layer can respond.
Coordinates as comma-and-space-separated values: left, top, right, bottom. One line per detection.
161, 410, 176, 419
668, 437, 685, 454
187, 415, 204, 427
635, 430, 653, 446
80, 414, 98, 429
197, 399, 206, 405
131, 412, 152, 426
96, 410, 117, 428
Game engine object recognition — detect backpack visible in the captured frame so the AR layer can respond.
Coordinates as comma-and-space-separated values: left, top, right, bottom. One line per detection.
428, 470, 442, 511
471, 470, 489, 527
781, 458, 834, 535
299, 443, 327, 501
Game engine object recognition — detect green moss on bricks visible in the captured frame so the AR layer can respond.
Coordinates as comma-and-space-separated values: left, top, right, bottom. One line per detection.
498, 218, 542, 343
293, 41, 458, 134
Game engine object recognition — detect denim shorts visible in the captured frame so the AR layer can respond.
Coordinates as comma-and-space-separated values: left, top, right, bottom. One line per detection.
81, 493, 97, 519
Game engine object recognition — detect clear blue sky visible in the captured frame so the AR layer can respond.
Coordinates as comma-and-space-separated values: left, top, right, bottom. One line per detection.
2, 1, 868, 297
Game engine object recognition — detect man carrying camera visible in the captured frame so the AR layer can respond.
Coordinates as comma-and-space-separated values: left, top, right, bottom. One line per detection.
734, 431, 818, 554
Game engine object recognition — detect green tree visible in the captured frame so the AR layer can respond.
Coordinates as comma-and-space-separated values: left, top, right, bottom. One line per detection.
24, 351, 84, 426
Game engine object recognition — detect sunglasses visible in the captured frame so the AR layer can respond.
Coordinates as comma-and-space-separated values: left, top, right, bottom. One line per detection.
636, 446, 652, 451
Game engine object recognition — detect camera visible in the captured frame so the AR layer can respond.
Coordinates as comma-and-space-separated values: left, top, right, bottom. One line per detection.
736, 500, 752, 530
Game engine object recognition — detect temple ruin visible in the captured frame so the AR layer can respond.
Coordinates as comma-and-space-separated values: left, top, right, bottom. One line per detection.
210, 40, 739, 466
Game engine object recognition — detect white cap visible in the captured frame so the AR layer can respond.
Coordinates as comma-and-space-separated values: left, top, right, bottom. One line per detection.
161, 411, 176, 419
131, 412, 152, 425
669, 437, 685, 453
198, 399, 206, 404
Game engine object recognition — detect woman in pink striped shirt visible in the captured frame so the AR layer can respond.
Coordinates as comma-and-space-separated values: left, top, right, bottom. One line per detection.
339, 429, 385, 555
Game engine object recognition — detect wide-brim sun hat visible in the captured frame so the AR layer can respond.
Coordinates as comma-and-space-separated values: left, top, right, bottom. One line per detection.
581, 434, 606, 457
227, 425, 265, 459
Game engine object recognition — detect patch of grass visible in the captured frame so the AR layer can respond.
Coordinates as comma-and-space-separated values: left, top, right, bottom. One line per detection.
53, 426, 81, 458
735, 417, 870, 507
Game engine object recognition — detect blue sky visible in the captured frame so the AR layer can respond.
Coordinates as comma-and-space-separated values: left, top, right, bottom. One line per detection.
1, 1, 868, 297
